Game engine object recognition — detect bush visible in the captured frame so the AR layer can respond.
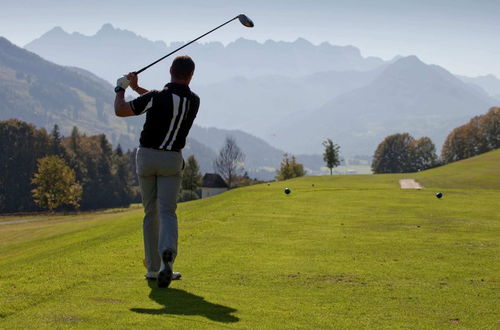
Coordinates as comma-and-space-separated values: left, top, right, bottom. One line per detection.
177, 190, 200, 203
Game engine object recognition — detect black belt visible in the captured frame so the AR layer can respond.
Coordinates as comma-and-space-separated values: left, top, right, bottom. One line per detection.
141, 145, 180, 152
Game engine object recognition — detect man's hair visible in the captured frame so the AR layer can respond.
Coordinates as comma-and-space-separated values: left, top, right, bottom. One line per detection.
171, 55, 195, 80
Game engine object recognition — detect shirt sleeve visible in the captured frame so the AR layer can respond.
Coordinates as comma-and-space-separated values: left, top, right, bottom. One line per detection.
129, 91, 157, 115
190, 92, 200, 119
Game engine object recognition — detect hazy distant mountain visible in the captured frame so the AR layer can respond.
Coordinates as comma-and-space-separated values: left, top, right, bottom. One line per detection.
0, 36, 139, 148
272, 56, 498, 155
21, 24, 500, 161
457, 74, 500, 98
25, 24, 386, 87
194, 69, 381, 137
2, 36, 314, 178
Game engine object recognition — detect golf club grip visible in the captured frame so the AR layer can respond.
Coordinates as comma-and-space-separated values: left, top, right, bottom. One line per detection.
135, 16, 239, 74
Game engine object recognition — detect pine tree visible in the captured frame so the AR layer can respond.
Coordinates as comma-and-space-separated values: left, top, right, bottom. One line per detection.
0, 120, 52, 212
50, 124, 67, 157
113, 144, 134, 206
182, 155, 202, 192
69, 126, 80, 153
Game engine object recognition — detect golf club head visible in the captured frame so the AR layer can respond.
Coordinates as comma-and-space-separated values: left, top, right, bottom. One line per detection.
238, 14, 254, 28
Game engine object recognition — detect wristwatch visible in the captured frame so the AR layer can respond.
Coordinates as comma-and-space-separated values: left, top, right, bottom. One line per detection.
114, 86, 125, 93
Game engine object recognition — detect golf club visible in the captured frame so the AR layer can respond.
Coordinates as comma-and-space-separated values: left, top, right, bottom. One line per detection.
135, 14, 254, 74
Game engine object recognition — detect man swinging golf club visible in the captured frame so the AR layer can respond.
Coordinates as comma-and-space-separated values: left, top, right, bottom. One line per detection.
113, 14, 253, 289
114, 55, 199, 288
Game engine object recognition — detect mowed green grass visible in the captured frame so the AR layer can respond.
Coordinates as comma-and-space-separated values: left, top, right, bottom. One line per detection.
0, 151, 499, 329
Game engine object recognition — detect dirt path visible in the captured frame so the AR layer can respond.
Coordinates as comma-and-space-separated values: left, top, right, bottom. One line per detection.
399, 179, 423, 189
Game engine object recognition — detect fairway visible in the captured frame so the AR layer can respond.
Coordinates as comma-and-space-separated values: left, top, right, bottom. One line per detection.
0, 151, 499, 329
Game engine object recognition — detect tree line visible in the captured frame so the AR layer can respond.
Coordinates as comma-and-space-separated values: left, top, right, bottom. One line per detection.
371, 107, 499, 173
441, 107, 499, 163
0, 119, 136, 213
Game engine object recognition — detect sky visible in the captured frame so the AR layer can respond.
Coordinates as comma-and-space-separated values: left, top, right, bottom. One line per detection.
1, 0, 499, 78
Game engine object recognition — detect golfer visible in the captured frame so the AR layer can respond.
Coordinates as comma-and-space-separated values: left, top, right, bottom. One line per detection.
114, 55, 200, 288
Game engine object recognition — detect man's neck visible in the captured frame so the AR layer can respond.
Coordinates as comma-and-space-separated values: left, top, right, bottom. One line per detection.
170, 78, 190, 86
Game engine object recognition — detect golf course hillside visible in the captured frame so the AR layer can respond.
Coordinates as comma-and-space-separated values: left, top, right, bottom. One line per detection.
414, 149, 500, 190
1, 152, 498, 328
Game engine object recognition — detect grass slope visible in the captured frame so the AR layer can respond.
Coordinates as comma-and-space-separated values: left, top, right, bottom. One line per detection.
415, 149, 500, 190
0, 153, 499, 328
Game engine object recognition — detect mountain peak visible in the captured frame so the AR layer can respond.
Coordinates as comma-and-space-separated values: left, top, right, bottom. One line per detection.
293, 37, 313, 46
96, 23, 117, 35
394, 55, 424, 66
379, 55, 429, 77
44, 26, 68, 37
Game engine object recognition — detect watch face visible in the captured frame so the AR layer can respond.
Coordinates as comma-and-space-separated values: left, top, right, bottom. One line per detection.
115, 86, 124, 93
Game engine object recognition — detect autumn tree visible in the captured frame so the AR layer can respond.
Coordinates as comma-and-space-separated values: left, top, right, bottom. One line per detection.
322, 138, 341, 175
441, 107, 500, 164
214, 136, 245, 188
482, 107, 500, 150
31, 156, 82, 211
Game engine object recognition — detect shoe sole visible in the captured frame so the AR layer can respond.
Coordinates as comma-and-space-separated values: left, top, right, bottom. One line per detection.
157, 250, 173, 288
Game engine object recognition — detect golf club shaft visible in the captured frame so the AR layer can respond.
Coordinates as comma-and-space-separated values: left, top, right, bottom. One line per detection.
135, 16, 239, 74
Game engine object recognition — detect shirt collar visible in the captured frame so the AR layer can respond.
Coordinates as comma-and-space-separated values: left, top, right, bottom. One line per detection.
164, 82, 191, 91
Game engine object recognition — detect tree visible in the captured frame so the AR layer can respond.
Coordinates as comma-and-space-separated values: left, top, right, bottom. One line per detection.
372, 133, 415, 173
276, 154, 306, 180
441, 107, 500, 164
372, 133, 438, 173
213, 136, 245, 188
0, 120, 52, 213
322, 139, 341, 175
69, 126, 80, 153
61, 133, 134, 210
182, 155, 202, 192
481, 107, 500, 150
113, 145, 134, 206
31, 156, 82, 211
410, 137, 438, 171
50, 124, 66, 157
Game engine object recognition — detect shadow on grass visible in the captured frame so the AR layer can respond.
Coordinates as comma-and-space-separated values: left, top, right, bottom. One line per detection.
130, 280, 239, 323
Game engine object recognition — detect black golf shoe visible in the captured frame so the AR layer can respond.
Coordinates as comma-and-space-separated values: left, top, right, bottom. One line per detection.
157, 249, 174, 288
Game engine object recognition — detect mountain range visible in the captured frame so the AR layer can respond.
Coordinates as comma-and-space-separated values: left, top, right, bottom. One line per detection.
273, 56, 498, 154
0, 36, 136, 148
25, 24, 386, 87
458, 74, 500, 101
23, 24, 500, 156
0, 36, 317, 180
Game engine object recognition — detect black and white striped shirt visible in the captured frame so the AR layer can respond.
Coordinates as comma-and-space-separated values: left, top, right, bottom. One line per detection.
130, 83, 200, 151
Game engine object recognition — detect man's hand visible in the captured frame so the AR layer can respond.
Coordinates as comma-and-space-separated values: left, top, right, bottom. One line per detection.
127, 72, 138, 90
116, 75, 130, 90
127, 72, 149, 95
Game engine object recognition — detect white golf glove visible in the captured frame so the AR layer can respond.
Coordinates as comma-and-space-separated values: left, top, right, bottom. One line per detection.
116, 75, 130, 90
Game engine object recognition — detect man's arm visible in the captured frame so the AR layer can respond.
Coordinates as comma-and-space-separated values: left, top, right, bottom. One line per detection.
114, 90, 134, 117
128, 72, 149, 95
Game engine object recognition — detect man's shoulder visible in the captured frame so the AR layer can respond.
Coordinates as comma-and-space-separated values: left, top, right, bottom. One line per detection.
190, 90, 200, 101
